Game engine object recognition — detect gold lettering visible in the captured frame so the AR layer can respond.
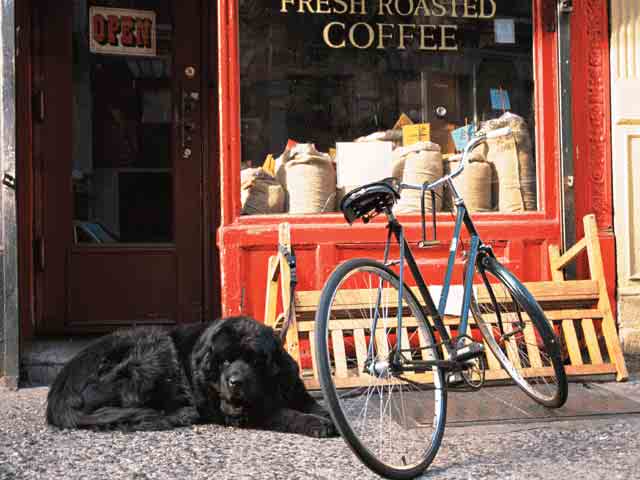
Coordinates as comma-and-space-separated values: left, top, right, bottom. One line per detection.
450, 0, 458, 17
378, 0, 392, 15
377, 23, 394, 49
316, 0, 331, 13
397, 23, 415, 49
395, 0, 414, 16
322, 21, 346, 48
418, 24, 437, 50
298, 0, 314, 12
463, 0, 478, 18
333, 0, 349, 14
351, 0, 367, 14
431, 0, 447, 16
414, 0, 431, 16
349, 22, 374, 48
280, 0, 295, 12
479, 0, 497, 18
440, 24, 458, 50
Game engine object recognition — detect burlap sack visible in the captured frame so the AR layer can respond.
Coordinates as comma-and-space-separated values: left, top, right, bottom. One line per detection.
444, 151, 495, 212
277, 144, 336, 214
394, 142, 443, 214
240, 168, 286, 215
355, 129, 403, 147
480, 112, 536, 211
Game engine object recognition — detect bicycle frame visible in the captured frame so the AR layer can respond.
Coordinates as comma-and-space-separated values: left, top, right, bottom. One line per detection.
385, 200, 484, 362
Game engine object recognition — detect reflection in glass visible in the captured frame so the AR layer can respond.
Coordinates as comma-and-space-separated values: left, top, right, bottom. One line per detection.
239, 1, 538, 215
72, 0, 174, 243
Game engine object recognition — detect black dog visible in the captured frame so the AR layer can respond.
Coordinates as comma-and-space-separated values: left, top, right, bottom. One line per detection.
46, 316, 336, 437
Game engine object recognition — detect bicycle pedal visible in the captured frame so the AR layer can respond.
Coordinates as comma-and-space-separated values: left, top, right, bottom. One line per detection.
453, 342, 484, 362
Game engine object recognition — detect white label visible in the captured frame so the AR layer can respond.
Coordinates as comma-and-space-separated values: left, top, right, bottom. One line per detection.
335, 141, 393, 187
494, 18, 516, 44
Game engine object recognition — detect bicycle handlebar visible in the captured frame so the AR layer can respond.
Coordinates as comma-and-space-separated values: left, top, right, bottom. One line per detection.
399, 126, 512, 193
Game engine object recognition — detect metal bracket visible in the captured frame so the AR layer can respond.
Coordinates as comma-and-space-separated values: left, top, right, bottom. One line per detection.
2, 172, 15, 190
564, 175, 574, 189
559, 0, 573, 13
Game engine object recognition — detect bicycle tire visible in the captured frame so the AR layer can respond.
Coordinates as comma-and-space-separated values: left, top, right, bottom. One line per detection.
470, 255, 568, 408
315, 258, 447, 480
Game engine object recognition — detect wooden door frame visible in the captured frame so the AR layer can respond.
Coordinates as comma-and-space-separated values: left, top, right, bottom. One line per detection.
16, 0, 35, 343
15, 0, 220, 341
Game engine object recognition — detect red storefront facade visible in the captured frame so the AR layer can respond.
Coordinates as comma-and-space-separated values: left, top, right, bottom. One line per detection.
216, 0, 616, 320
5, 1, 616, 380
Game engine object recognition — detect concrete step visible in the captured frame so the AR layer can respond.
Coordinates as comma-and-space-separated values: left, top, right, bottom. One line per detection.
21, 337, 98, 386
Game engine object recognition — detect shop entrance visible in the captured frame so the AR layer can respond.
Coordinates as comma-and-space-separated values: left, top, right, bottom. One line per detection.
30, 0, 212, 335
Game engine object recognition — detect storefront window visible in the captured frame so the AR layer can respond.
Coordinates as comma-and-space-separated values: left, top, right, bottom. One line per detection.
239, 1, 538, 216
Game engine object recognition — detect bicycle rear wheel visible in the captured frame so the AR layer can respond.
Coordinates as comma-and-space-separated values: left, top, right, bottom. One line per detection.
315, 258, 446, 480
471, 255, 568, 408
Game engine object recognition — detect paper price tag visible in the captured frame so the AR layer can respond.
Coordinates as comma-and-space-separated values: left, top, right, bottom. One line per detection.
451, 124, 475, 152
402, 123, 431, 146
490, 89, 511, 111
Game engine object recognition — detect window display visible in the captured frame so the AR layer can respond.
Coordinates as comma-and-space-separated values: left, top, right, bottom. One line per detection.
239, 1, 537, 215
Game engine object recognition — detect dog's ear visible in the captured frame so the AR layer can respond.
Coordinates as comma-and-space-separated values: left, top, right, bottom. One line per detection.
264, 331, 285, 377
191, 321, 229, 385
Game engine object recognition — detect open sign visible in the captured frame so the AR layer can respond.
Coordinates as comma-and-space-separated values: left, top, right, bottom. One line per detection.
89, 7, 156, 57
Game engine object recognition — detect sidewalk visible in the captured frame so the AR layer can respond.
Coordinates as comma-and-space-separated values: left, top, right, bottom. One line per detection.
1, 362, 640, 480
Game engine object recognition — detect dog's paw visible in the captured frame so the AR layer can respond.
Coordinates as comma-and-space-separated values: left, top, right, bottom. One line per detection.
303, 414, 338, 438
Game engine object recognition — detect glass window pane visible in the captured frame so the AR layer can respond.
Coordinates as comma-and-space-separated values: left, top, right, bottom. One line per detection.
72, 0, 175, 243
239, 1, 538, 215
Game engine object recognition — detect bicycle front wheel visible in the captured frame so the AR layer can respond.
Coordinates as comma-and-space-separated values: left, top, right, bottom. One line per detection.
315, 258, 447, 480
471, 255, 568, 408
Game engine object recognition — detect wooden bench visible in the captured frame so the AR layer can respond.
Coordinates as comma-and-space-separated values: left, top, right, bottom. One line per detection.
265, 215, 629, 389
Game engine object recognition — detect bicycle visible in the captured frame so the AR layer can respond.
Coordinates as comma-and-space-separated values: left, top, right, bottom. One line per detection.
314, 127, 568, 479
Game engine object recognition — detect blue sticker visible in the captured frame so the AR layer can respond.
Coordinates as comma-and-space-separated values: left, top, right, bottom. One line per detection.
451, 124, 475, 152
490, 89, 511, 111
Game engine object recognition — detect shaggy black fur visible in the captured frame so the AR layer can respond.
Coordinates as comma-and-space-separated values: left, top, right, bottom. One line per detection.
46, 316, 336, 437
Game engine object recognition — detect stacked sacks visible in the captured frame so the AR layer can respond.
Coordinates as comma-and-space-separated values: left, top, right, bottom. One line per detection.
393, 141, 443, 214
479, 112, 536, 212
240, 167, 286, 215
444, 150, 495, 212
276, 143, 336, 214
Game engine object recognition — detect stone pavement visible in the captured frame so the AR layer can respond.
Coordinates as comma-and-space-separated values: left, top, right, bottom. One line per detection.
1, 364, 640, 479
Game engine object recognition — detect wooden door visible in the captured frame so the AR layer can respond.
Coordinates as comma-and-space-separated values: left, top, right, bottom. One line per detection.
32, 0, 207, 334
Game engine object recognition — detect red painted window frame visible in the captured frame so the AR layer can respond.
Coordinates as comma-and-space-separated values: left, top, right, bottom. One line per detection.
216, 0, 564, 317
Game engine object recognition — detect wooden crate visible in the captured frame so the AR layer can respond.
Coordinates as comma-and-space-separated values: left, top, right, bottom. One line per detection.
265, 215, 628, 389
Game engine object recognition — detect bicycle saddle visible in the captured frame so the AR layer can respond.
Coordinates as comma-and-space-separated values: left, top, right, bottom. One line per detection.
340, 178, 401, 224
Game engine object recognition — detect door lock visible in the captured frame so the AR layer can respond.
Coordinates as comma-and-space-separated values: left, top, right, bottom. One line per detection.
181, 89, 200, 157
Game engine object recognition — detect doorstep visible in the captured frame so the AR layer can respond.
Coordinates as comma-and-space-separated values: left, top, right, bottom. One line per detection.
21, 337, 98, 386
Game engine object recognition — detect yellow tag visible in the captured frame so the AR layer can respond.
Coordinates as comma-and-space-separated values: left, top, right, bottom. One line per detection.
329, 148, 337, 160
262, 154, 275, 176
393, 113, 414, 130
402, 123, 431, 146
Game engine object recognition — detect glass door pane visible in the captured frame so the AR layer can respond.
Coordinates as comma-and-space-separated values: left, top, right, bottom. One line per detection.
72, 0, 174, 243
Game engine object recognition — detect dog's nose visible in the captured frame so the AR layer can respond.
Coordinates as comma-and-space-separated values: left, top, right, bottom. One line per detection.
227, 375, 242, 389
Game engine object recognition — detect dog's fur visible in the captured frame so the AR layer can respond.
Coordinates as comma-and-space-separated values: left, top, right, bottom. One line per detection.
46, 316, 336, 437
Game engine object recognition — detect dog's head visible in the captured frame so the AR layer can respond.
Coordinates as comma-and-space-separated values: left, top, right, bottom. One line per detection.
191, 316, 285, 426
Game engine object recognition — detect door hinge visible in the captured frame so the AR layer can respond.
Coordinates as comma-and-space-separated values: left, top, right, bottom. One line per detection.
2, 173, 16, 190
34, 236, 45, 272
33, 89, 45, 123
